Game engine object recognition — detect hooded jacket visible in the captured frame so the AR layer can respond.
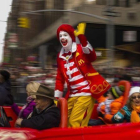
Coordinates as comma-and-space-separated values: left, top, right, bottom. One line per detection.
0, 80, 13, 105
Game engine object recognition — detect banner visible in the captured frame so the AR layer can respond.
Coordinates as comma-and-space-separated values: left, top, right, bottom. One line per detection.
8, 33, 18, 48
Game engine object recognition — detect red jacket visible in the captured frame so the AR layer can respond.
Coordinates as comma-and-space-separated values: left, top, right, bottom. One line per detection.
55, 44, 111, 99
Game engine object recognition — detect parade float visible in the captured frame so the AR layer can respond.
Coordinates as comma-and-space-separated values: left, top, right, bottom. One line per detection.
0, 80, 140, 140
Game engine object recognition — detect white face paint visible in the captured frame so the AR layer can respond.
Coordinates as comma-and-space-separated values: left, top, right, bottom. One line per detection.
59, 31, 72, 51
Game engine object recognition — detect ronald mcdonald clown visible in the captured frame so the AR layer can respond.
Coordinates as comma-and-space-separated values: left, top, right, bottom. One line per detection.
55, 23, 111, 127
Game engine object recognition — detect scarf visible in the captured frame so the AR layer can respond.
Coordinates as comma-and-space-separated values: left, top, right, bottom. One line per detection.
130, 105, 140, 123
18, 96, 34, 118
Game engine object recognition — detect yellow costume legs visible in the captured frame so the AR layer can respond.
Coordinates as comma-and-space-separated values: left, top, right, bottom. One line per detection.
68, 96, 95, 127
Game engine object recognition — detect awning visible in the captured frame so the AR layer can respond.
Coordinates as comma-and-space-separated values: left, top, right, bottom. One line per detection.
113, 59, 130, 68
92, 59, 112, 65
115, 43, 140, 54
92, 59, 130, 68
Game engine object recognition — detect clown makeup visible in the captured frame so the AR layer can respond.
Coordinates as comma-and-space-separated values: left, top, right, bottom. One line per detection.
59, 31, 72, 52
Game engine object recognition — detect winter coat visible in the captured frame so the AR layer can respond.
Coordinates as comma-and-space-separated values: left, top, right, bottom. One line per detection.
21, 102, 60, 130
97, 96, 124, 124
112, 106, 137, 123
11, 100, 35, 119
0, 80, 13, 105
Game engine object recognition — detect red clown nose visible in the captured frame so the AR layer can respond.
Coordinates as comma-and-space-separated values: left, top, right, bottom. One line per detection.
57, 24, 76, 42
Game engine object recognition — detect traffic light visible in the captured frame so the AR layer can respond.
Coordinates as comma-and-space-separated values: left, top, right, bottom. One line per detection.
18, 17, 30, 28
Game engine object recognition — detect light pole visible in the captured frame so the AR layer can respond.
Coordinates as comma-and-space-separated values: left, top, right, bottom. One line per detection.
106, 0, 115, 73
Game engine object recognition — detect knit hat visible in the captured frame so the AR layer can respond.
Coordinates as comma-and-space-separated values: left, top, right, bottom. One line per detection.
129, 86, 140, 97
57, 24, 76, 42
110, 85, 125, 99
0, 70, 10, 81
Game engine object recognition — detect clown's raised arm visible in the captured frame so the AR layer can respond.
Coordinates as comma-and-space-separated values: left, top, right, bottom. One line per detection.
75, 23, 92, 49
74, 23, 96, 62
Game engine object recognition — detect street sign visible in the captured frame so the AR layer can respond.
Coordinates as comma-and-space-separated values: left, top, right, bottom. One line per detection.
8, 33, 18, 48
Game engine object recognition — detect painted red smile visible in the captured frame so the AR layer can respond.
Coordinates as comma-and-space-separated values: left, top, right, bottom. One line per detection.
61, 39, 68, 46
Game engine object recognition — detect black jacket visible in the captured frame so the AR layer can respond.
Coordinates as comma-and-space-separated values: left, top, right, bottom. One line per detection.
21, 103, 60, 130
0, 80, 13, 105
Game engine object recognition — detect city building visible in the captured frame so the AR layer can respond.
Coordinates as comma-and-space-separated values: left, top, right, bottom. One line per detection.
3, 0, 140, 68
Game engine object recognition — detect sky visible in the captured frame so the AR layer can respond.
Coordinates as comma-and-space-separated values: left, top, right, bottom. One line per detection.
0, 0, 12, 63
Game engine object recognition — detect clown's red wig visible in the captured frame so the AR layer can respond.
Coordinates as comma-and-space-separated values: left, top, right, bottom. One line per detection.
57, 24, 75, 42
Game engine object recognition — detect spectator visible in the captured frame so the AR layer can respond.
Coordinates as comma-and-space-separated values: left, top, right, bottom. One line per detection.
11, 82, 37, 119
15, 82, 60, 130
0, 70, 13, 105
112, 86, 140, 123
88, 85, 125, 126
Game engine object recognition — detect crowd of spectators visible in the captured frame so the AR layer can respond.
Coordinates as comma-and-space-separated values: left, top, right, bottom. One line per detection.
1, 65, 140, 104
0, 66, 57, 104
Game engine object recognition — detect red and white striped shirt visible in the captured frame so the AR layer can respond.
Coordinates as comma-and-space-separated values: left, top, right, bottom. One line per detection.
62, 51, 91, 97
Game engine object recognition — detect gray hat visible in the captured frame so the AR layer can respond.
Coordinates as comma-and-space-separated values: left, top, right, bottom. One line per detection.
110, 85, 125, 99
30, 84, 58, 101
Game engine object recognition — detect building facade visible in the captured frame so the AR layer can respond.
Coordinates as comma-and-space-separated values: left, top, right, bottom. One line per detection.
3, 0, 140, 67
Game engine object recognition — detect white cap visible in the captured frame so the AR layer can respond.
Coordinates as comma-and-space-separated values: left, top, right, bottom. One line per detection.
129, 86, 140, 97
